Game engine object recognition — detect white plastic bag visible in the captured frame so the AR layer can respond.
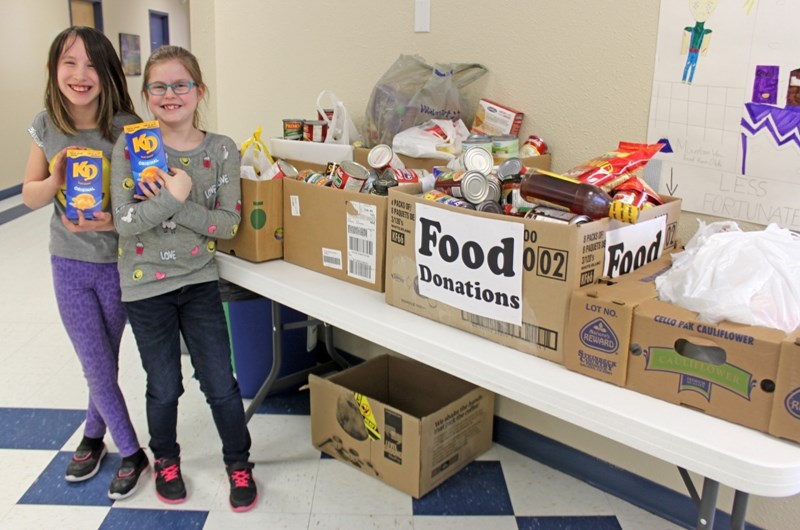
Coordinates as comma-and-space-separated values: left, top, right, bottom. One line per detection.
655, 221, 800, 333
240, 127, 273, 180
316, 91, 363, 146
391, 119, 471, 160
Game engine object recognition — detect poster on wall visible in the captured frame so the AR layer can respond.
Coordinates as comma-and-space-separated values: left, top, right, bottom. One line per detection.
119, 33, 141, 76
645, 0, 800, 229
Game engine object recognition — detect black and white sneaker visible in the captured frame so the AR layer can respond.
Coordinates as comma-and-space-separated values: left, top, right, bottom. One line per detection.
65, 438, 107, 482
108, 450, 149, 500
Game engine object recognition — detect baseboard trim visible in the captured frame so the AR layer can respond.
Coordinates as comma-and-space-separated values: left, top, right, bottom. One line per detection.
493, 416, 762, 530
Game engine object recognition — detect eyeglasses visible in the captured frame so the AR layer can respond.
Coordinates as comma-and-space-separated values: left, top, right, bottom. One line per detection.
145, 81, 198, 96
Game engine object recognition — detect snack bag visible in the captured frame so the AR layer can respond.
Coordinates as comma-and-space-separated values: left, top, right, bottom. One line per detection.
65, 148, 104, 221
562, 142, 663, 192
124, 120, 169, 195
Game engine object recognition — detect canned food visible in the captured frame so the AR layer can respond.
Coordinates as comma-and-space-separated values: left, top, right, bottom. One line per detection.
317, 108, 334, 122
434, 170, 489, 204
423, 190, 476, 209
459, 145, 494, 175
492, 134, 520, 162
475, 200, 503, 214
520, 135, 548, 156
283, 119, 303, 140
299, 171, 332, 186
367, 144, 406, 170
525, 205, 591, 225
462, 134, 493, 154
273, 159, 299, 179
370, 174, 399, 196
332, 160, 370, 192
325, 161, 340, 177
303, 120, 327, 142
497, 157, 526, 180
485, 174, 502, 203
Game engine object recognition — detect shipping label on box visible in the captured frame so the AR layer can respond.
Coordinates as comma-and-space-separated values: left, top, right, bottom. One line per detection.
626, 298, 785, 432
309, 355, 494, 498
386, 183, 681, 363
217, 178, 283, 262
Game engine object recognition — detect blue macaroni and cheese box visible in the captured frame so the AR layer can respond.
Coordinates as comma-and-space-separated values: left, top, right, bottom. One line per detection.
124, 120, 169, 195
65, 148, 104, 221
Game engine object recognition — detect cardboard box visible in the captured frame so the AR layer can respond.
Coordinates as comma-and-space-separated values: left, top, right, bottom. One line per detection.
564, 256, 672, 385
309, 354, 495, 498
385, 185, 681, 364
627, 298, 791, 433
471, 99, 524, 136
217, 178, 283, 262
770, 336, 800, 443
282, 145, 552, 291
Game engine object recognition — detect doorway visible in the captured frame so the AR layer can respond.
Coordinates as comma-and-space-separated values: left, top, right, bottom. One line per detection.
149, 10, 169, 52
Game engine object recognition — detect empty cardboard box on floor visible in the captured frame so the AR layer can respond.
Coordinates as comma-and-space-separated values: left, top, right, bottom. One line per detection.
217, 178, 283, 262
385, 185, 681, 364
309, 354, 495, 498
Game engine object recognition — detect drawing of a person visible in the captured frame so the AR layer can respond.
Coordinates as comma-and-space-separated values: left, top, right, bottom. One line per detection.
681, 0, 719, 84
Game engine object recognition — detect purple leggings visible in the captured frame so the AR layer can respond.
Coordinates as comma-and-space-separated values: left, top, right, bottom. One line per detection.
51, 256, 140, 457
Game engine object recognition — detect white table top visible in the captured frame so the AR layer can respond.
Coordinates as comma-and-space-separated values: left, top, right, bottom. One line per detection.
217, 254, 800, 498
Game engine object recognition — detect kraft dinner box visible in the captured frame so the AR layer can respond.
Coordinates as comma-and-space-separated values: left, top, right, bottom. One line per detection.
217, 178, 283, 262
283, 147, 552, 292
385, 184, 681, 364
309, 354, 495, 498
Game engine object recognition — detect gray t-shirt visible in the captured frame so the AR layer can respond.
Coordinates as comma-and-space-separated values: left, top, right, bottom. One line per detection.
111, 132, 241, 302
28, 110, 140, 263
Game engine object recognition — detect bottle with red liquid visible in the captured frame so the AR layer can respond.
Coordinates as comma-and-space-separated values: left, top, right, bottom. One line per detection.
519, 169, 638, 222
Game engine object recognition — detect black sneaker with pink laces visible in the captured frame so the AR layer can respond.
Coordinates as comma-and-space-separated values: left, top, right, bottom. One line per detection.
154, 456, 186, 504
226, 461, 257, 512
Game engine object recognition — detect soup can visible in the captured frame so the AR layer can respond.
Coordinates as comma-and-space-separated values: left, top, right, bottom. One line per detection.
283, 119, 303, 140
434, 169, 489, 204
367, 144, 406, 170
497, 157, 526, 180
272, 159, 299, 179
332, 160, 370, 192
459, 145, 494, 175
475, 200, 503, 214
492, 134, 520, 162
303, 120, 327, 142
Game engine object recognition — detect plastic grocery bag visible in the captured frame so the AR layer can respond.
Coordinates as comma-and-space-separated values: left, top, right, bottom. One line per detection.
240, 127, 273, 179
655, 220, 800, 333
364, 54, 487, 147
316, 90, 363, 146
392, 119, 471, 160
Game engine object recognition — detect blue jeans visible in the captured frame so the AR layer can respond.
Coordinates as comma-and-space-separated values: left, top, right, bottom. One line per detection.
124, 281, 251, 465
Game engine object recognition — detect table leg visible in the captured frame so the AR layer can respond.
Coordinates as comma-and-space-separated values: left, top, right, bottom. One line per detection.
730, 490, 750, 530
244, 299, 285, 422
696, 477, 720, 530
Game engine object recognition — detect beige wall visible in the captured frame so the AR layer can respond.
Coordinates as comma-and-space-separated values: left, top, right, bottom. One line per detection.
1, 0, 189, 192
190, 1, 798, 528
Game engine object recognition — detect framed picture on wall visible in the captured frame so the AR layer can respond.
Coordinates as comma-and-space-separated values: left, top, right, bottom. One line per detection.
119, 33, 141, 76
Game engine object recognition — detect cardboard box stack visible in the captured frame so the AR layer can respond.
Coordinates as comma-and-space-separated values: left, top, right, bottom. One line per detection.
309, 354, 495, 497
564, 255, 800, 443
384, 185, 681, 364
282, 146, 552, 292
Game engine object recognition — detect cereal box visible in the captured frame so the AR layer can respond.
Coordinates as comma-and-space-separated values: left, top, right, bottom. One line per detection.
124, 120, 169, 195
65, 148, 104, 221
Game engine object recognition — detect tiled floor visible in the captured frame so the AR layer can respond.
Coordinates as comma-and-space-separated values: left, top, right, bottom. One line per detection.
0, 197, 685, 529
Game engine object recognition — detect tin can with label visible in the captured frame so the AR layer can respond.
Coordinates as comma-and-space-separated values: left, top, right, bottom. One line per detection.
367, 144, 405, 170
332, 160, 370, 192
525, 205, 591, 225
519, 135, 548, 157
283, 119, 304, 140
423, 190, 476, 210
492, 134, 520, 163
303, 120, 327, 142
317, 108, 334, 122
434, 169, 489, 204
370, 174, 399, 196
462, 133, 493, 154
299, 170, 332, 186
325, 162, 340, 177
